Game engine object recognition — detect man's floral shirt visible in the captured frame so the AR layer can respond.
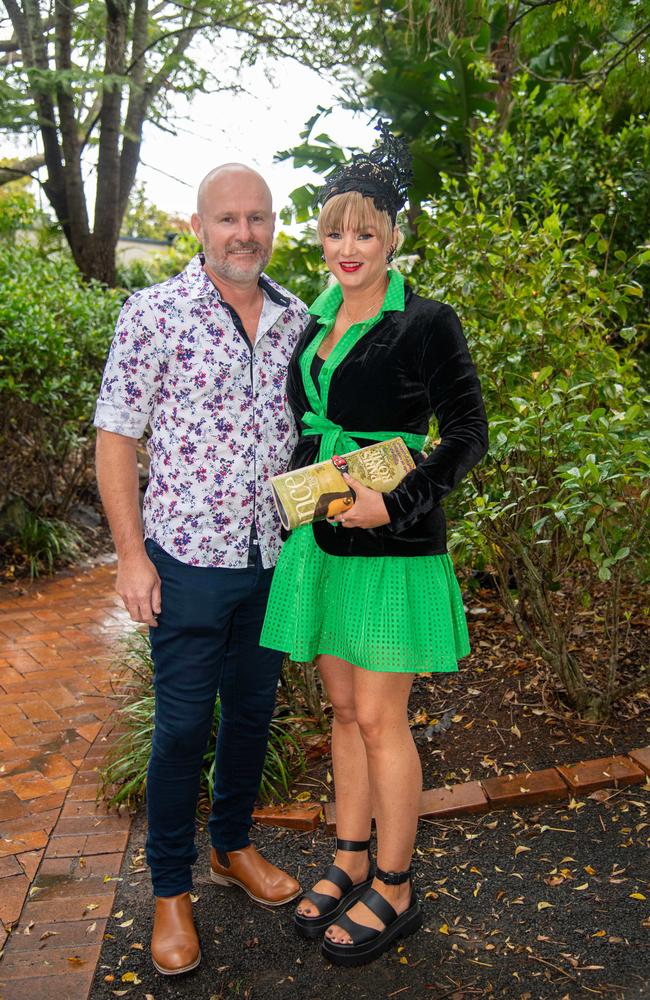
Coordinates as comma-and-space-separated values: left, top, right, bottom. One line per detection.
94, 254, 308, 568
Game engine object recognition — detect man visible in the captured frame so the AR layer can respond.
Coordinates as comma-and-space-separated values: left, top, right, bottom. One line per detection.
95, 164, 308, 975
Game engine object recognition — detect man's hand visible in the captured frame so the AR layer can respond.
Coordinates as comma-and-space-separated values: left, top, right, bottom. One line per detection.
328, 472, 391, 530
116, 552, 162, 626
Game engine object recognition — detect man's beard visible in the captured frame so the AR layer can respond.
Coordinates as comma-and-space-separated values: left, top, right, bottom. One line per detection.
204, 239, 271, 283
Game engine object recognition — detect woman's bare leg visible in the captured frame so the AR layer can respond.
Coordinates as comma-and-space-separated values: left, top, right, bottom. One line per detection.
296, 654, 372, 918
325, 668, 421, 944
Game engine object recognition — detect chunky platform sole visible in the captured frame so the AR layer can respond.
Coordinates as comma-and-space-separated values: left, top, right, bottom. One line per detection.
210, 868, 301, 907
321, 901, 423, 967
294, 877, 374, 940
151, 948, 202, 976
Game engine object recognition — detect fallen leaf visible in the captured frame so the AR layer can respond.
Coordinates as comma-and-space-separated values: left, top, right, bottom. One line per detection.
121, 971, 142, 984
86, 922, 97, 934
515, 845, 531, 856
295, 791, 311, 801
511, 724, 521, 738
439, 923, 449, 935
39, 931, 58, 941
630, 892, 646, 901
119, 918, 134, 928
67, 955, 86, 967
537, 902, 553, 911
573, 883, 589, 891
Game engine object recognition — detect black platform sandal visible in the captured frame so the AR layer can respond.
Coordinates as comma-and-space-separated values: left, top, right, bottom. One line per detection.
293, 838, 374, 941
321, 865, 422, 967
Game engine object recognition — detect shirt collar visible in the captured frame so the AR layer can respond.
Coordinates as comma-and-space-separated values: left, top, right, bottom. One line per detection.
183, 253, 291, 307
308, 268, 405, 320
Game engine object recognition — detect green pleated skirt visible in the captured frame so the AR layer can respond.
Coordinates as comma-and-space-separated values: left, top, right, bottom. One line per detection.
260, 525, 470, 673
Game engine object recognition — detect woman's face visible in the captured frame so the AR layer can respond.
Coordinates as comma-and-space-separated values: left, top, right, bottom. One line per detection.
322, 220, 394, 293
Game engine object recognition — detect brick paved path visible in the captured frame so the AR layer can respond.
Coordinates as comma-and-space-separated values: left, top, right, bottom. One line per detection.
0, 561, 134, 999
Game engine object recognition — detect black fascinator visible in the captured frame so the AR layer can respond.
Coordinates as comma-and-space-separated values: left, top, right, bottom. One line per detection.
318, 120, 413, 223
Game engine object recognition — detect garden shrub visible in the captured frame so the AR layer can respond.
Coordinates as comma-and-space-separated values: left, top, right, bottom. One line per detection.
0, 237, 121, 529
415, 171, 649, 720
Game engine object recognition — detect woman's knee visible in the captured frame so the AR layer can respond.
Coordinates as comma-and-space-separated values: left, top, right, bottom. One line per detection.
330, 698, 357, 727
355, 707, 404, 747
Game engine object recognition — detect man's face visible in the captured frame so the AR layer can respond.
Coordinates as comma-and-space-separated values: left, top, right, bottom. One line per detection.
191, 171, 275, 285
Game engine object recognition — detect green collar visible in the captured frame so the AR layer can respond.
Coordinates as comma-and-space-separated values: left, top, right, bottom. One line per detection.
308, 268, 405, 320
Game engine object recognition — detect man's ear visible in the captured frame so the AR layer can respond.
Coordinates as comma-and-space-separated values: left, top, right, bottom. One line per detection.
190, 212, 203, 243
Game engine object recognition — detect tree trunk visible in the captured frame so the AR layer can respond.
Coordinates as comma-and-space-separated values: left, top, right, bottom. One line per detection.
78, 231, 119, 286
93, 0, 129, 274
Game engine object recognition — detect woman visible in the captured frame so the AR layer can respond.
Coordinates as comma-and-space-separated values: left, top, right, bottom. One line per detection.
260, 122, 488, 967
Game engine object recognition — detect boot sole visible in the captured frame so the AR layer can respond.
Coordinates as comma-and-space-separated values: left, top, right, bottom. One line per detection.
210, 869, 301, 907
321, 902, 423, 967
152, 949, 202, 976
294, 877, 374, 940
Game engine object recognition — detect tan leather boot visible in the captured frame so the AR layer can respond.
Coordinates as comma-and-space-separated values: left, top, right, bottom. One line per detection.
210, 845, 301, 906
151, 892, 201, 975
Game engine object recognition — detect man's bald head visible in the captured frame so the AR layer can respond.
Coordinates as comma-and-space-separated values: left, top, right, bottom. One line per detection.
196, 163, 272, 217
191, 162, 275, 288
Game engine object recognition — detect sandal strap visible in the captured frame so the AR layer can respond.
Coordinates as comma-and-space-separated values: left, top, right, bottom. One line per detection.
336, 838, 371, 852
322, 863, 354, 893
332, 886, 398, 945
335, 909, 382, 946
359, 886, 398, 925
376, 866, 412, 886
301, 863, 353, 910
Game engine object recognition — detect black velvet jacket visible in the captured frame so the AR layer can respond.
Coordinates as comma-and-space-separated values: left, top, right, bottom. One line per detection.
284, 283, 489, 556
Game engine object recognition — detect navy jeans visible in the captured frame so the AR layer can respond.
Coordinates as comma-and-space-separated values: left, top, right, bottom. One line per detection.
144, 539, 283, 897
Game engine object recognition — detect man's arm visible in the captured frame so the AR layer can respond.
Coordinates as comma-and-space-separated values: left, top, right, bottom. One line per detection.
96, 428, 161, 627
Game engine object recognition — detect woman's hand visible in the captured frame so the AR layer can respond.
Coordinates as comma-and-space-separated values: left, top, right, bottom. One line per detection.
328, 472, 391, 529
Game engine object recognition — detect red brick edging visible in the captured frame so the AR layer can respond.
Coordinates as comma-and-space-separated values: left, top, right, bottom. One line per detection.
252, 748, 650, 834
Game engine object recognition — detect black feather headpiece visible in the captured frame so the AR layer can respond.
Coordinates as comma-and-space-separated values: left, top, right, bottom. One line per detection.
318, 120, 413, 223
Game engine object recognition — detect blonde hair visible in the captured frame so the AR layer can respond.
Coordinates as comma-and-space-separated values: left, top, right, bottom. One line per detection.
317, 191, 403, 254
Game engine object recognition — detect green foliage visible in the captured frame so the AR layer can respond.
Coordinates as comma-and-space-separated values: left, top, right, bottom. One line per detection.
116, 231, 200, 292
121, 184, 188, 241
101, 631, 307, 809
0, 205, 121, 523
414, 160, 649, 719
18, 512, 83, 578
0, 182, 36, 238
482, 88, 650, 268
267, 230, 327, 304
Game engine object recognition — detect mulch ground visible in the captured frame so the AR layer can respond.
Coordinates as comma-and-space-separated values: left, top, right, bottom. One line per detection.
89, 580, 650, 1000
91, 788, 650, 1000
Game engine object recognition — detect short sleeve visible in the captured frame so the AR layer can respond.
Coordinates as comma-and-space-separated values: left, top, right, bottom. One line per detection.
94, 292, 162, 439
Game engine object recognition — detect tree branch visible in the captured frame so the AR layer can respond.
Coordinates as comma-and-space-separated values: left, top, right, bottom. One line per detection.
0, 154, 46, 186
4, 0, 69, 228
93, 0, 129, 249
55, 0, 89, 245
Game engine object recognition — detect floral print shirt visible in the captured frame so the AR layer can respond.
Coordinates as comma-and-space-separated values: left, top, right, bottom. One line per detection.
94, 254, 308, 568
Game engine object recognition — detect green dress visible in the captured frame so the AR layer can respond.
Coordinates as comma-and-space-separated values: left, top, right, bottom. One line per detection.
260, 271, 470, 673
